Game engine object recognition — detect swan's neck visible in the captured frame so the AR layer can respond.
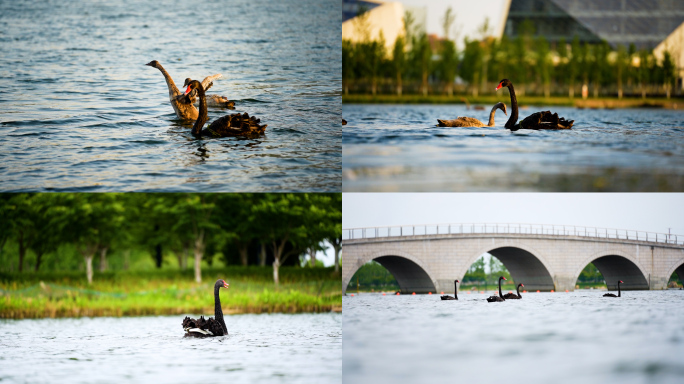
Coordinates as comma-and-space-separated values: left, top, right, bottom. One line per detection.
214, 285, 227, 335
617, 282, 621, 297
487, 105, 498, 126
454, 282, 458, 300
192, 84, 209, 135
498, 278, 504, 298
155, 64, 181, 99
517, 284, 521, 297
505, 84, 518, 129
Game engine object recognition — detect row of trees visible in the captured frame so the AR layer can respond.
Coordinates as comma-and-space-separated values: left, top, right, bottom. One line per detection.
0, 193, 342, 285
343, 10, 678, 98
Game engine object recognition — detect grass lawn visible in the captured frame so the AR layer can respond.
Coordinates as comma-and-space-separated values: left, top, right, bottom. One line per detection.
0, 267, 341, 319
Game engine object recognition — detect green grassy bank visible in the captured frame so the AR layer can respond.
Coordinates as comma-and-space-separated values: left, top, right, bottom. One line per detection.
342, 94, 684, 109
0, 267, 341, 319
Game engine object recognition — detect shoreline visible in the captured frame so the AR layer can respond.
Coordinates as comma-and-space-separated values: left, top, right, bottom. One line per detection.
343, 94, 684, 109
0, 305, 342, 320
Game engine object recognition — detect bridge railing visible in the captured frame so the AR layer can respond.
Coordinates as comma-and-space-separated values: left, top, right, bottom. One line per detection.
342, 223, 682, 245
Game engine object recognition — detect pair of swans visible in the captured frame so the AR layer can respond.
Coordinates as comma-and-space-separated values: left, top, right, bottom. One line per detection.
147, 60, 266, 138
437, 79, 574, 130
440, 278, 524, 302
487, 277, 524, 302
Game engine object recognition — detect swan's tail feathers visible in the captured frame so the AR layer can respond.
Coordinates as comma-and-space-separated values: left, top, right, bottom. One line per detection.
437, 119, 447, 126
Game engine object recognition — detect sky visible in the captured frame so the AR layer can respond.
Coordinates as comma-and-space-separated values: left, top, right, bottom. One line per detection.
343, 193, 684, 236
394, 0, 508, 42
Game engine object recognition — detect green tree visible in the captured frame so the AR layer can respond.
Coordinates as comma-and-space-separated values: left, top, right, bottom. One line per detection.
616, 45, 627, 99
536, 36, 551, 98
52, 194, 125, 284
662, 50, 676, 99
392, 35, 406, 96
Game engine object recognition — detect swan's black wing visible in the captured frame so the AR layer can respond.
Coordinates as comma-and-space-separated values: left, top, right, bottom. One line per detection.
603, 293, 618, 297
486, 295, 505, 302
440, 295, 456, 300
502, 293, 521, 299
516, 111, 574, 130
182, 315, 225, 337
202, 112, 267, 138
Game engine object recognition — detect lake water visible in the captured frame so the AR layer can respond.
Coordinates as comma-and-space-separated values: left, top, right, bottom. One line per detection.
0, 313, 341, 383
0, 0, 341, 192
343, 104, 684, 192
343, 290, 684, 384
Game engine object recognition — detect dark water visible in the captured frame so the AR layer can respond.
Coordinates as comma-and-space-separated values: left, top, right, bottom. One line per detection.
343, 290, 684, 384
0, 313, 341, 383
0, 0, 341, 192
343, 104, 684, 191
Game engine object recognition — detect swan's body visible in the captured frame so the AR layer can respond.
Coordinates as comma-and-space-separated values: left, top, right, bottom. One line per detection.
441, 280, 459, 300
182, 279, 229, 337
437, 102, 507, 127
503, 283, 524, 299
184, 79, 267, 138
486, 276, 507, 302
496, 79, 574, 131
145, 61, 235, 120
603, 280, 623, 297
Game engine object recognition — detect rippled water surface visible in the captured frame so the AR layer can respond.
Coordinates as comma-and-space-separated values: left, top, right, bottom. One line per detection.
343, 290, 684, 384
0, 0, 341, 191
1, 313, 341, 383
343, 104, 684, 191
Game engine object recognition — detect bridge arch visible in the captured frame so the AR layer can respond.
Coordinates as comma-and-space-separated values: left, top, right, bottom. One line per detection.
467, 243, 556, 291
665, 257, 684, 285
342, 251, 437, 295
573, 250, 649, 290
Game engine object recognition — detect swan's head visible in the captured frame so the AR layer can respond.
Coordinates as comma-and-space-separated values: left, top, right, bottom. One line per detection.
455, 280, 459, 283
495, 79, 511, 91
618, 280, 623, 284
501, 276, 507, 280
215, 279, 230, 289
495, 102, 507, 116
183, 79, 202, 95
520, 283, 524, 287
145, 60, 159, 68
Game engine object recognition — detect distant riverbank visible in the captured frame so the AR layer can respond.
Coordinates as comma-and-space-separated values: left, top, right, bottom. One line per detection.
0, 267, 341, 319
343, 94, 684, 109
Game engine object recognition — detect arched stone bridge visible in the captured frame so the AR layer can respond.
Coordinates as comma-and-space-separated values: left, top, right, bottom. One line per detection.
342, 224, 684, 294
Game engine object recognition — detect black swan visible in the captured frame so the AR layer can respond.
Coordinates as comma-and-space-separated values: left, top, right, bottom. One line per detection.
603, 280, 623, 297
503, 283, 524, 299
486, 276, 507, 302
437, 102, 507, 127
145, 60, 235, 120
440, 279, 459, 300
182, 279, 229, 337
183, 79, 267, 138
495, 79, 574, 131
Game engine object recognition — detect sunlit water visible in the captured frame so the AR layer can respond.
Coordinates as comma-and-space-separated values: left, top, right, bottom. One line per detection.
0, 313, 341, 383
343, 104, 684, 191
0, 0, 341, 191
343, 290, 684, 384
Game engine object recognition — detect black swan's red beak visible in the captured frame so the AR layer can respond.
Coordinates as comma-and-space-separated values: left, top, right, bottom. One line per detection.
495, 82, 503, 91
503, 277, 507, 280
223, 281, 230, 288
183, 85, 192, 96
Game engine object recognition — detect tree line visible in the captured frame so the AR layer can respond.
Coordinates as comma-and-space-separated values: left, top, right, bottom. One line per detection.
0, 193, 341, 285
343, 10, 678, 99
